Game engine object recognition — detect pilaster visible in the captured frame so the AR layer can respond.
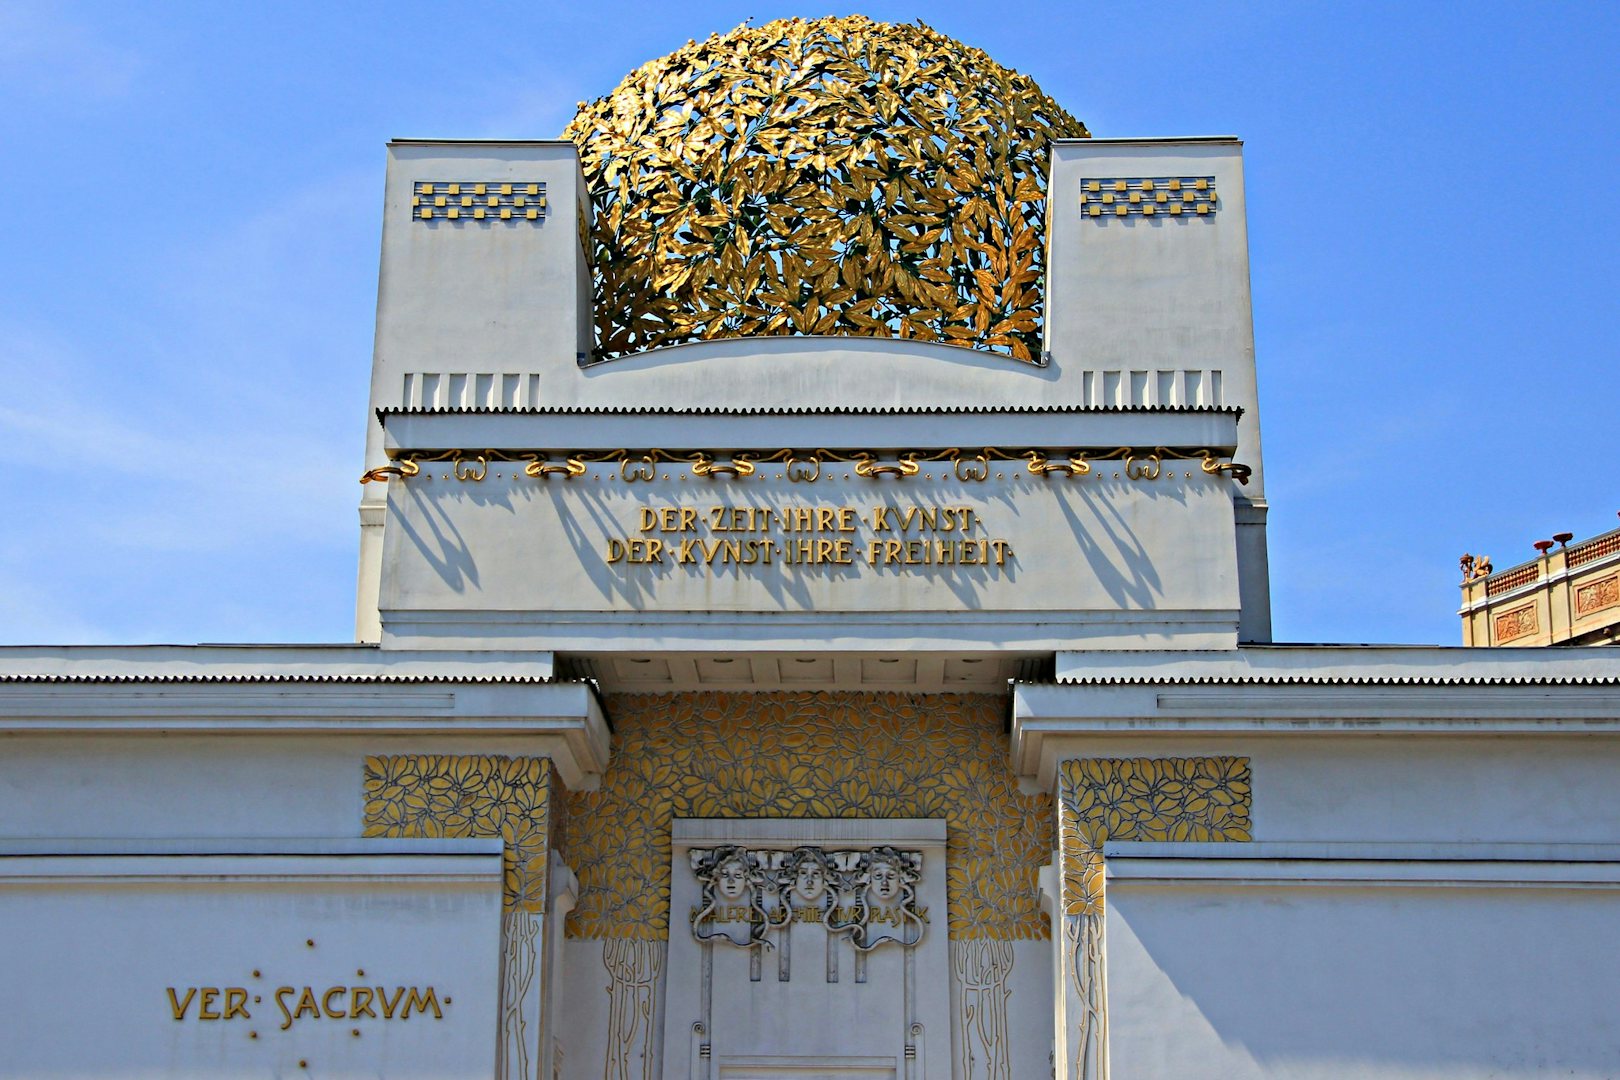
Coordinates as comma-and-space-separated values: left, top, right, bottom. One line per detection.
362, 754, 573, 1080
1050, 757, 1252, 1079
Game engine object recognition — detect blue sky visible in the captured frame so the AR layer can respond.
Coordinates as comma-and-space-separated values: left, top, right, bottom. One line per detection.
2, 1, 1616, 646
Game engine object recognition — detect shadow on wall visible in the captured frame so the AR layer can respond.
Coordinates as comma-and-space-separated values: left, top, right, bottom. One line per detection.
387, 469, 1189, 615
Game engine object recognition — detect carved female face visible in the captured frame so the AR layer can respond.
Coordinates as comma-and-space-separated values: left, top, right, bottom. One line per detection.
793, 860, 827, 901
868, 859, 901, 901
715, 857, 750, 900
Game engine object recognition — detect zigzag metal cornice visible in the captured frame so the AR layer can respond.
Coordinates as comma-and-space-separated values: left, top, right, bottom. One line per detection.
1025, 674, 1620, 687
0, 673, 576, 685
376, 404, 1244, 417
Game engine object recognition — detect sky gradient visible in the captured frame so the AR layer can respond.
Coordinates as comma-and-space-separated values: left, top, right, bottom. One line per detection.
2, 1, 1617, 646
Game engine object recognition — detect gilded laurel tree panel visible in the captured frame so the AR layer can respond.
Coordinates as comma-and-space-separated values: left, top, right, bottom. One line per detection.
362, 755, 554, 912
1057, 757, 1251, 916
563, 15, 1089, 363
563, 692, 1050, 940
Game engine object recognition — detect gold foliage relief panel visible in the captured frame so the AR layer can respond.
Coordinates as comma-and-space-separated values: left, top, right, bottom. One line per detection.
1057, 756, 1251, 916
563, 692, 1050, 940
565, 15, 1089, 362
362, 755, 554, 912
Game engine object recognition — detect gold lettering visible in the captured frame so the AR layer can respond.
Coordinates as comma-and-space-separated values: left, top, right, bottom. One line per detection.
616, 503, 1005, 575
401, 987, 443, 1020
167, 987, 196, 1021
276, 987, 296, 1031
380, 986, 407, 1019
323, 986, 347, 1019
351, 987, 377, 1019
198, 988, 221, 1021
294, 987, 321, 1022
223, 987, 250, 1020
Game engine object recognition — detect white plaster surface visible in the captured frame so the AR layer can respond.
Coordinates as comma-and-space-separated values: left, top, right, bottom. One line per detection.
0, 844, 503, 1078
1105, 878, 1620, 1079
378, 468, 1240, 650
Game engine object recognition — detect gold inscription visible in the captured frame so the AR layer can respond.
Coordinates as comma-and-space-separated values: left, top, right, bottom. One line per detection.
608, 504, 1014, 570
166, 982, 446, 1028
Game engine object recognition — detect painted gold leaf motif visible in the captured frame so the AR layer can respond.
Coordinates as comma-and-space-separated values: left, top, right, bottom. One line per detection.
563, 692, 1050, 940
1057, 756, 1251, 917
362, 754, 553, 912
564, 15, 1088, 363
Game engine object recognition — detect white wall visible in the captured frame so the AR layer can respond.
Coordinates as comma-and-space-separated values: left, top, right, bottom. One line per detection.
0, 845, 503, 1078
1106, 878, 1620, 1079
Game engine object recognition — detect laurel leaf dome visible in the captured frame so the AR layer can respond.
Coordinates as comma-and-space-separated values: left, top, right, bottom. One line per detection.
564, 15, 1088, 363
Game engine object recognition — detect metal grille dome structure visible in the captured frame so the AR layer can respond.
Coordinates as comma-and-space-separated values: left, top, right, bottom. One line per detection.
564, 15, 1089, 364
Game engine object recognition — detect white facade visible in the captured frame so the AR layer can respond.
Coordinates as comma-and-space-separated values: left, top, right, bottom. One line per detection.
3, 102, 1619, 1080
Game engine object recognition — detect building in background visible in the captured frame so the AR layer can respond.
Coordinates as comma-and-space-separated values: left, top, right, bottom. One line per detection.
4, 18, 1620, 1080
1460, 520, 1620, 646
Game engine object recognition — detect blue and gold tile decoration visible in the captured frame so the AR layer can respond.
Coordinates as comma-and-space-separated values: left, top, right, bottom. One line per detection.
412, 181, 547, 223
1080, 176, 1217, 220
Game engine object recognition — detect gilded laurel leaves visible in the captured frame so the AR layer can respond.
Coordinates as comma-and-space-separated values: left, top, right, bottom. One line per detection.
1056, 757, 1251, 917
563, 691, 1052, 941
563, 15, 1088, 363
362, 755, 553, 912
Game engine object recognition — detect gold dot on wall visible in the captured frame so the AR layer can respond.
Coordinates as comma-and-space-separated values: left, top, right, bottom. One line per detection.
305, 939, 315, 948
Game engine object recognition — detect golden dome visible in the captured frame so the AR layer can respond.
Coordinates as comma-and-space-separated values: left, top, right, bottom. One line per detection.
564, 16, 1088, 363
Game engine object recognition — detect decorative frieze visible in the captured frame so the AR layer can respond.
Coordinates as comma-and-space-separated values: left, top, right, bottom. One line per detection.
360, 445, 1251, 486
689, 844, 926, 953
1494, 603, 1538, 643
1080, 177, 1218, 219
412, 181, 547, 222
1576, 575, 1620, 617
